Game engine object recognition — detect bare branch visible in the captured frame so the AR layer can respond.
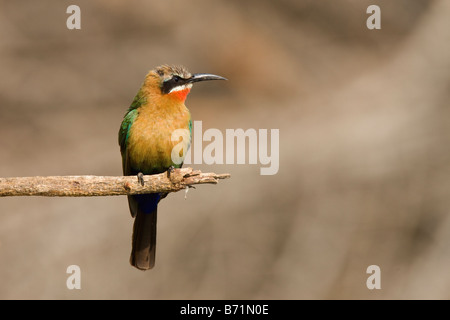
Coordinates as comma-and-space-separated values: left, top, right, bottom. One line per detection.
0, 168, 230, 197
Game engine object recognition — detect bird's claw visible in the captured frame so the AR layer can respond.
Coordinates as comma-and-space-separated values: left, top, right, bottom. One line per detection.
167, 166, 175, 181
137, 172, 145, 186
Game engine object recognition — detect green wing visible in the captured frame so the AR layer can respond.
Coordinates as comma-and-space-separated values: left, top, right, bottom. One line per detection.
119, 88, 147, 172
118, 109, 138, 154
118, 87, 148, 173
129, 87, 147, 111
189, 118, 192, 137
118, 108, 138, 174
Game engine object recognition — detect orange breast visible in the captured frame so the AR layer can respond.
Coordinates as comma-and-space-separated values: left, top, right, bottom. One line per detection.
127, 101, 191, 173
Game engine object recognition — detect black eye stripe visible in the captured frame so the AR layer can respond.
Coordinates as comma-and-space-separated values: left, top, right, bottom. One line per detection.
161, 75, 188, 94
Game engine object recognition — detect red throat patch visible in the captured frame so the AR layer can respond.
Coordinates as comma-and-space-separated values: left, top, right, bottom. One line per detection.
169, 88, 191, 102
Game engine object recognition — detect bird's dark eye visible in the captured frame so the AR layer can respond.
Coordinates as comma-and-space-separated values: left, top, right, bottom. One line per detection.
173, 76, 180, 82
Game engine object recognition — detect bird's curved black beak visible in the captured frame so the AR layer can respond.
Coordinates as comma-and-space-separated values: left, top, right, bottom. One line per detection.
187, 73, 227, 83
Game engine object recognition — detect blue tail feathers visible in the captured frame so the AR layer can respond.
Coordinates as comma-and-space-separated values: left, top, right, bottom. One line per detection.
134, 193, 161, 214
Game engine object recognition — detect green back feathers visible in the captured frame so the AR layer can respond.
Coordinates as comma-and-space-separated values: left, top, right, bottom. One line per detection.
118, 87, 147, 155
129, 87, 147, 111
118, 109, 138, 154
188, 118, 192, 137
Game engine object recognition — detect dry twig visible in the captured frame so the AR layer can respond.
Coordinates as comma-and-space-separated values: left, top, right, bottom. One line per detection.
0, 168, 230, 197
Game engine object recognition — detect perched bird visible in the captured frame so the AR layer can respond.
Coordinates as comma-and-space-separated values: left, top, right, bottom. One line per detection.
118, 65, 226, 270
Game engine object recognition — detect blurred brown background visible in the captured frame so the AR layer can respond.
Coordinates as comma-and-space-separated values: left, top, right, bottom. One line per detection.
0, 0, 449, 299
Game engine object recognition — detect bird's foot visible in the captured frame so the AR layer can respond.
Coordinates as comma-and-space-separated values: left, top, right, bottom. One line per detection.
167, 166, 175, 181
137, 172, 145, 186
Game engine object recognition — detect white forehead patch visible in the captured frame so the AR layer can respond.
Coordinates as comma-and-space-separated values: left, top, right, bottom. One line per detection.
169, 83, 193, 93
